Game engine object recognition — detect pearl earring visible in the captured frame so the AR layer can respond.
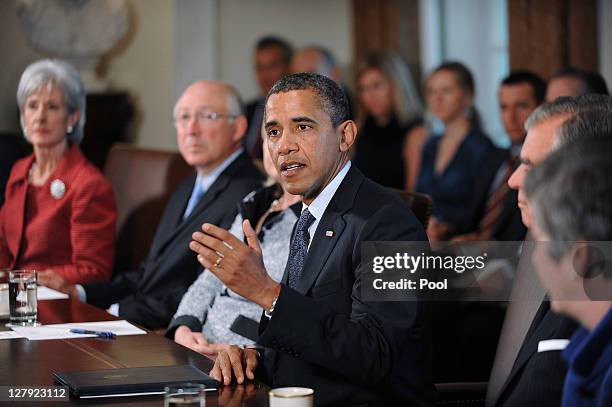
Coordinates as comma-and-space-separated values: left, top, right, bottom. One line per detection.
67, 125, 73, 134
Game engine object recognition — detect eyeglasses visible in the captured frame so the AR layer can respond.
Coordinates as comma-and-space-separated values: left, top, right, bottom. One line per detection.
173, 110, 237, 128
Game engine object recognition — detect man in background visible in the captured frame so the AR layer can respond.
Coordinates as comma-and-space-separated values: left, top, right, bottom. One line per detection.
454, 70, 546, 241
244, 36, 293, 159
546, 67, 609, 102
44, 80, 264, 329
291, 45, 354, 118
487, 94, 612, 406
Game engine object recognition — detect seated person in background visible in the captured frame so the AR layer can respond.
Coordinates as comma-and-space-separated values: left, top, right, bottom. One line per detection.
191, 73, 434, 406
525, 137, 612, 407
0, 59, 116, 285
453, 70, 546, 241
44, 80, 264, 329
244, 36, 293, 159
290, 45, 355, 118
487, 95, 612, 407
546, 67, 610, 102
0, 134, 27, 207
353, 51, 425, 191
167, 138, 300, 355
416, 61, 493, 240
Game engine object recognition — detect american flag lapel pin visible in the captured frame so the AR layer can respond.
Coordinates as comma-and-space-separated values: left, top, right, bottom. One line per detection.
326, 230, 334, 237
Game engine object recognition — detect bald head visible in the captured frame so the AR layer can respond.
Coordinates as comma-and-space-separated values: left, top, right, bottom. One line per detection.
174, 80, 244, 118
173, 80, 247, 175
291, 46, 339, 82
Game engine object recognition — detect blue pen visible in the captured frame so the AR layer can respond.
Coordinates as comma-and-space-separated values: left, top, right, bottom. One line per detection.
69, 329, 117, 339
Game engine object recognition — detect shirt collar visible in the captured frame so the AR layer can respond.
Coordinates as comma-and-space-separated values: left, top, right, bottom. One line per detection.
302, 160, 351, 221
196, 148, 243, 191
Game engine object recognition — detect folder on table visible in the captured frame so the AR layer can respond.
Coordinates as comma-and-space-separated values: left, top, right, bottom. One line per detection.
53, 364, 218, 398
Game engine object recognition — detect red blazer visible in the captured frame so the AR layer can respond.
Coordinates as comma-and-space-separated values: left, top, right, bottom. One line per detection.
0, 144, 116, 284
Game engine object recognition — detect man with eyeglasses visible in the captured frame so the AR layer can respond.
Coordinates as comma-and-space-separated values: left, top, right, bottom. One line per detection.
46, 81, 264, 329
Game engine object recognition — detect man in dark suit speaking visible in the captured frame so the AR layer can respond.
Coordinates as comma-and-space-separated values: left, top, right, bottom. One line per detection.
190, 73, 434, 406
46, 81, 264, 329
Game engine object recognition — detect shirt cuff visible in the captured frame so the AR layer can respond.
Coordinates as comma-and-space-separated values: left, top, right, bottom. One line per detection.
107, 303, 120, 316
75, 284, 87, 302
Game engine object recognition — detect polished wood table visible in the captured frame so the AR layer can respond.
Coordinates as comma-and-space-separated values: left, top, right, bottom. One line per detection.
1, 299, 269, 406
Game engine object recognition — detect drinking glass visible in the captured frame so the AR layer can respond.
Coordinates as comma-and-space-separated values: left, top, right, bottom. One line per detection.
8, 270, 38, 326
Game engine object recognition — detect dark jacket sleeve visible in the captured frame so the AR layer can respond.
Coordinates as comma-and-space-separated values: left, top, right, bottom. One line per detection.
83, 268, 142, 309
258, 203, 429, 385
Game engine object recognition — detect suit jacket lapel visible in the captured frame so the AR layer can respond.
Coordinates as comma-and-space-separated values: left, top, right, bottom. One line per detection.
500, 301, 556, 396
292, 166, 364, 295
154, 152, 248, 255
4, 155, 34, 265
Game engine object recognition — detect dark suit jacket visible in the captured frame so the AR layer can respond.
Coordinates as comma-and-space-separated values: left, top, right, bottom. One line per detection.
256, 165, 435, 406
456, 147, 526, 241
495, 301, 578, 406
84, 151, 264, 329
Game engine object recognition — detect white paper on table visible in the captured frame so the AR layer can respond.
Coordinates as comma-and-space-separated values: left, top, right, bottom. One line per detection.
11, 320, 147, 340
37, 286, 69, 300
0, 331, 25, 340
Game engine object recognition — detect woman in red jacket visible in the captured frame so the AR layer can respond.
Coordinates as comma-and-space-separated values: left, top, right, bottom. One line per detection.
0, 59, 116, 286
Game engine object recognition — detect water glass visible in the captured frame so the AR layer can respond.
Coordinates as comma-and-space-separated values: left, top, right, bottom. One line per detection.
8, 270, 37, 326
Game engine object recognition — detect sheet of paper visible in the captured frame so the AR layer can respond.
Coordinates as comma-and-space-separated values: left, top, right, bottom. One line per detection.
37, 286, 69, 300
0, 330, 25, 340
11, 320, 147, 341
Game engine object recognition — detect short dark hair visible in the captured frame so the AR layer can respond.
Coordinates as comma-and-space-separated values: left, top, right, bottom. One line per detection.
255, 36, 293, 65
551, 67, 610, 96
266, 72, 350, 127
501, 70, 547, 104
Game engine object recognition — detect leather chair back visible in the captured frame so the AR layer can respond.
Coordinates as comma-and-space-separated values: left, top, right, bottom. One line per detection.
395, 190, 433, 230
104, 143, 192, 270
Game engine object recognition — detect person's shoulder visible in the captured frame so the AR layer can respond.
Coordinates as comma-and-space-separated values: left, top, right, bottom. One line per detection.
353, 178, 419, 224
7, 153, 34, 181
69, 149, 113, 192
350, 180, 426, 241
227, 152, 265, 182
463, 129, 494, 159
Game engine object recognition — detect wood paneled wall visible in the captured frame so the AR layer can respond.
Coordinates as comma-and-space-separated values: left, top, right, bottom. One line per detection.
508, 0, 598, 79
352, 0, 421, 80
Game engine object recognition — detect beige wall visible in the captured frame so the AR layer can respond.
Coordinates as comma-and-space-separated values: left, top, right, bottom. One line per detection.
106, 0, 176, 150
0, 0, 177, 150
219, 0, 353, 103
0, 1, 46, 134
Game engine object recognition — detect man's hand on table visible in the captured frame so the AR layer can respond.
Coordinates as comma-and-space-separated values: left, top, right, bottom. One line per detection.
210, 345, 259, 385
189, 220, 281, 310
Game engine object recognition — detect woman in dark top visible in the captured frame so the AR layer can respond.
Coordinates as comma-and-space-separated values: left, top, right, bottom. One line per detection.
354, 52, 426, 191
416, 62, 493, 240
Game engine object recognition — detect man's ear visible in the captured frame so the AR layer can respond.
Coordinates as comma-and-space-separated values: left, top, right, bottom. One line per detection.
232, 115, 249, 143
338, 120, 357, 152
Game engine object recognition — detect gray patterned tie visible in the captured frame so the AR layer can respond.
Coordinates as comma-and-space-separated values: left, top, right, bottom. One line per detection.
287, 208, 316, 289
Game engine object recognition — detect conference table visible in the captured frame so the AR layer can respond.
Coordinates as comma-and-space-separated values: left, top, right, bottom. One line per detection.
0, 298, 269, 406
